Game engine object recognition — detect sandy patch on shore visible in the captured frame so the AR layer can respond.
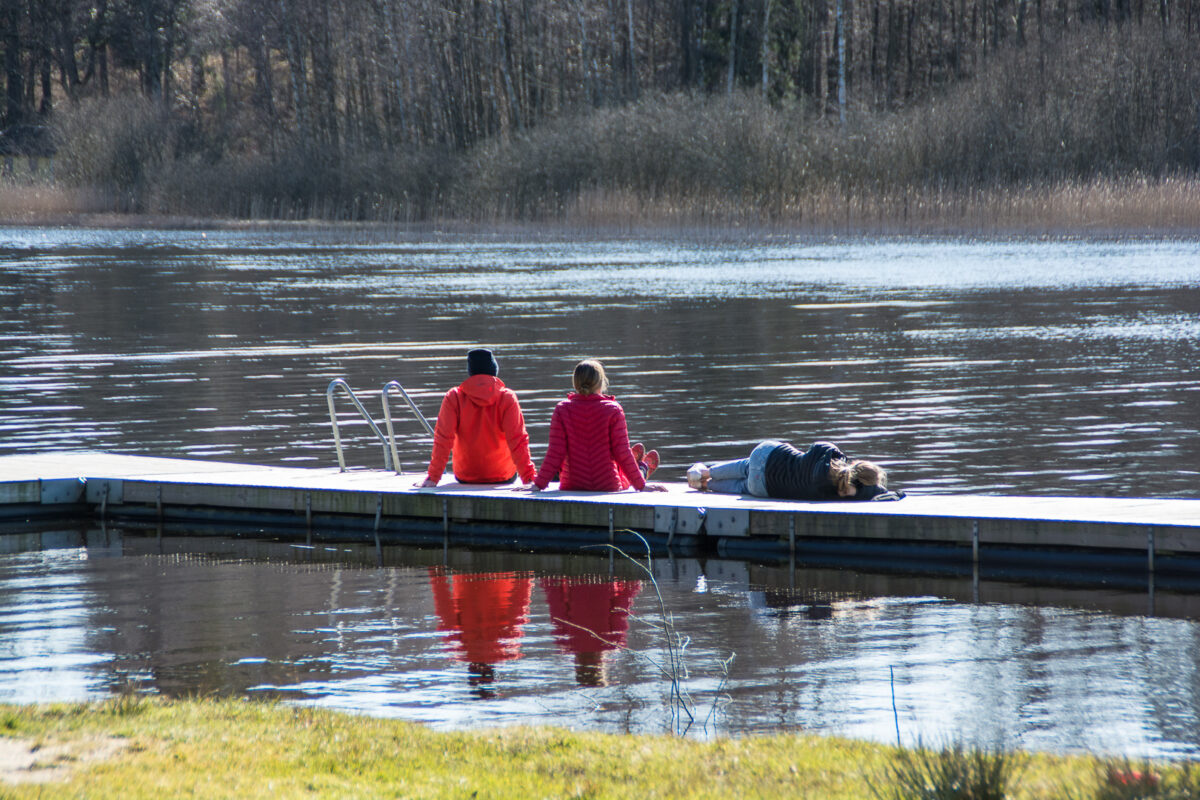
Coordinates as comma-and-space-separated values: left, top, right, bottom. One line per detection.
0, 736, 128, 784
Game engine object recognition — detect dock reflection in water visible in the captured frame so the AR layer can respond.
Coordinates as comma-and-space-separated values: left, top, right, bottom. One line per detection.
2, 528, 1200, 758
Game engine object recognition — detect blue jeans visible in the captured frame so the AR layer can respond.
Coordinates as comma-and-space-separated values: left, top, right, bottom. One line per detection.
706, 440, 780, 497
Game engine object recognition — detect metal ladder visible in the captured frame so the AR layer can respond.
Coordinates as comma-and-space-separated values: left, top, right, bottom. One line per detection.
326, 378, 433, 473
381, 380, 436, 473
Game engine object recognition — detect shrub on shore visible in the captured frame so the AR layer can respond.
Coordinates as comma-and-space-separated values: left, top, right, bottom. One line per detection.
867, 741, 1026, 800
53, 95, 172, 213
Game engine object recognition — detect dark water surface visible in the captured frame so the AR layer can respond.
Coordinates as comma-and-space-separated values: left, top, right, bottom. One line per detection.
2, 228, 1200, 755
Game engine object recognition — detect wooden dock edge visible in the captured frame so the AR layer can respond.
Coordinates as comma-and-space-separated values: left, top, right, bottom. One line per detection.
1, 454, 1199, 580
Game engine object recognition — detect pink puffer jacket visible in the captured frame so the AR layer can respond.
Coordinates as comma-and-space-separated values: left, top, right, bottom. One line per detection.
533, 393, 646, 491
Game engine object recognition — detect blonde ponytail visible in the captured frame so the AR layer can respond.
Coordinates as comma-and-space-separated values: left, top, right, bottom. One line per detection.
830, 459, 888, 494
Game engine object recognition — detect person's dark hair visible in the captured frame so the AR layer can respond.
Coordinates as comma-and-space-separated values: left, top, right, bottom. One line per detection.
572, 359, 609, 395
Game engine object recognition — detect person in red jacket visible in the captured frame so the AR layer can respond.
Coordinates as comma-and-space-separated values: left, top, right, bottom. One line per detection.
429, 568, 532, 697
418, 349, 537, 487
530, 359, 666, 493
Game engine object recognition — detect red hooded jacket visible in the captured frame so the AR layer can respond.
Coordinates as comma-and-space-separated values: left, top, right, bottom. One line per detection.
533, 392, 645, 491
426, 375, 536, 484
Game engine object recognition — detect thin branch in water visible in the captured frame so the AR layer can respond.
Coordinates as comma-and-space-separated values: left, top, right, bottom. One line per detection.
581, 532, 737, 734
891, 665, 901, 747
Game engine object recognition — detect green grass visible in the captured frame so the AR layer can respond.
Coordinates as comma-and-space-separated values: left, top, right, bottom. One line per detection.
0, 697, 1180, 799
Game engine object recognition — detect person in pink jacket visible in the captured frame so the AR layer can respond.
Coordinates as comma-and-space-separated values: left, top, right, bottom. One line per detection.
418, 349, 537, 487
530, 359, 666, 493
541, 574, 643, 686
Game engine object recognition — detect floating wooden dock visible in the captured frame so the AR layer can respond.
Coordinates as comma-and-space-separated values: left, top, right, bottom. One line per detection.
2, 452, 1199, 585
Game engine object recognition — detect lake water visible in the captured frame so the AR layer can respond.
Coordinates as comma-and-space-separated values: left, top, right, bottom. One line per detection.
3, 528, 1200, 757
1, 227, 1199, 755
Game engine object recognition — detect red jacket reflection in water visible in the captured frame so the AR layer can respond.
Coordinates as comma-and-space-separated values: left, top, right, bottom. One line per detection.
541, 576, 642, 687
429, 569, 532, 695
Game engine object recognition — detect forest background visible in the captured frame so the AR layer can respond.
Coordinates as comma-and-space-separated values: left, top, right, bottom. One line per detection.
2, 0, 1200, 230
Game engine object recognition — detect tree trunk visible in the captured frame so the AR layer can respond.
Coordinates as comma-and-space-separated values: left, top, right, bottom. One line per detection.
836, 0, 846, 121
2, 0, 22, 125
606, 0, 620, 98
626, 0, 638, 98
760, 0, 772, 99
576, 4, 598, 105
98, 42, 108, 94
382, 0, 408, 142
904, 0, 914, 100
679, 0, 695, 86
871, 0, 881, 98
727, 0, 739, 93
279, 0, 310, 137
191, 53, 206, 114
80, 0, 108, 92
885, 0, 896, 107
162, 0, 179, 105
57, 0, 80, 98
490, 0, 522, 131
249, 31, 276, 126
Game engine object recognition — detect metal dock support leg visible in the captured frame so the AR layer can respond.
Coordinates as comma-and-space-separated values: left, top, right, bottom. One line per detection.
156, 486, 164, 544
608, 508, 615, 574
789, 516, 797, 589
373, 494, 384, 563
1148, 528, 1157, 615
972, 520, 980, 604
305, 492, 312, 546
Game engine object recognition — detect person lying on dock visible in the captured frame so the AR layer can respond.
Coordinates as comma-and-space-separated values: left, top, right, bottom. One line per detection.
686, 440, 902, 501
526, 359, 667, 493
417, 348, 538, 488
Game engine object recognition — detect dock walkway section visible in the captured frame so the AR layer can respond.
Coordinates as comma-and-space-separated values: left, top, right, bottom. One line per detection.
2, 452, 1198, 583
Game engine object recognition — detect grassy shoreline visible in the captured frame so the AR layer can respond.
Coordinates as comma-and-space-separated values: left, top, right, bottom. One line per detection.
3, 179, 1200, 239
0, 697, 1182, 799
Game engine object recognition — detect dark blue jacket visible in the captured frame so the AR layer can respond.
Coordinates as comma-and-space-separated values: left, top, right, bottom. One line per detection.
763, 441, 846, 500
763, 441, 898, 501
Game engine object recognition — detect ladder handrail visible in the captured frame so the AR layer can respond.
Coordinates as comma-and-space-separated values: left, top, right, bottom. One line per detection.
381, 380, 435, 476
326, 379, 394, 473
